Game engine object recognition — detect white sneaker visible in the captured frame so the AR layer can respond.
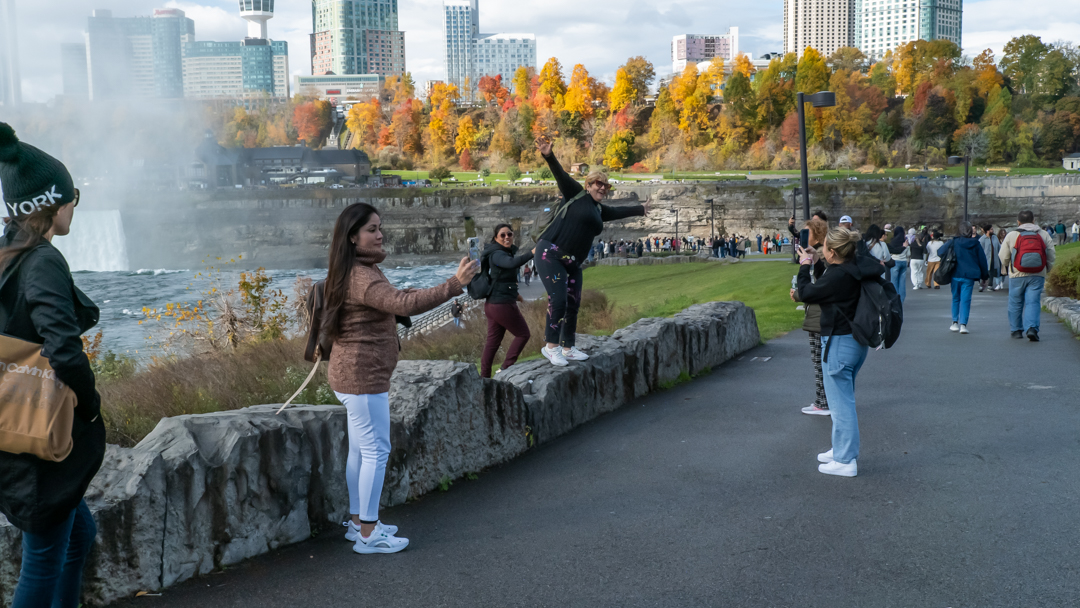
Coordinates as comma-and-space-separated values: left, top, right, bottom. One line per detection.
817, 449, 834, 463
950, 322, 960, 332
345, 520, 396, 541
959, 324, 969, 334
801, 405, 831, 416
542, 345, 568, 367
562, 346, 589, 361
818, 459, 857, 477
352, 522, 409, 554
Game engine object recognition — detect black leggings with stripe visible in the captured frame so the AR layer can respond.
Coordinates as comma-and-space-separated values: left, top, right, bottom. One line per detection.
534, 240, 583, 348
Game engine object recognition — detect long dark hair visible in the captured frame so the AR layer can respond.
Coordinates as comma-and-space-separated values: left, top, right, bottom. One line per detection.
490, 223, 513, 244
323, 203, 379, 341
0, 208, 62, 270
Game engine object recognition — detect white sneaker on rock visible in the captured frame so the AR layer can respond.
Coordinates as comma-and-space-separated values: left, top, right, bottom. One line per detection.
818, 449, 834, 463
950, 322, 960, 332
818, 459, 857, 477
345, 520, 396, 541
352, 522, 409, 554
562, 346, 589, 361
542, 345, 568, 367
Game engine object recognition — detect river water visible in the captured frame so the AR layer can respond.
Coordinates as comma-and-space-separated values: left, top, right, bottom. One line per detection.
72, 264, 459, 357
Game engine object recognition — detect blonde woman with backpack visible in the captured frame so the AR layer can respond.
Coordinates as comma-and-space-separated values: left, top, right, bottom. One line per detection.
323, 203, 477, 553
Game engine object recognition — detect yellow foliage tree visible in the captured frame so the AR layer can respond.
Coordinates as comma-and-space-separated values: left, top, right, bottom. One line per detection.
563, 64, 595, 117
512, 66, 532, 102
701, 58, 725, 94
669, 63, 700, 106
538, 57, 567, 106
733, 54, 756, 78
345, 98, 382, 150
609, 68, 635, 111
454, 115, 477, 153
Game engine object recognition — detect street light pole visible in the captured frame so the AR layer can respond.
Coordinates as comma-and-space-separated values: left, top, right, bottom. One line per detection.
796, 91, 836, 221
707, 198, 715, 239
948, 154, 971, 224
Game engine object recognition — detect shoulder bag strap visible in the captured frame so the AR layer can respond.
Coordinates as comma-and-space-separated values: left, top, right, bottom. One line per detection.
276, 351, 321, 415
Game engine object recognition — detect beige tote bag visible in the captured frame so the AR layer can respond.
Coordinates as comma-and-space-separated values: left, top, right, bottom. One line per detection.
0, 333, 77, 462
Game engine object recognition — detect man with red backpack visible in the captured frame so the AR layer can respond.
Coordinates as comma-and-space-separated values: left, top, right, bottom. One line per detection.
999, 210, 1056, 341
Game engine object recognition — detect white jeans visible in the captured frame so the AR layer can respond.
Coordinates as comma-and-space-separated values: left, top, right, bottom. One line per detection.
335, 391, 391, 523
909, 259, 926, 288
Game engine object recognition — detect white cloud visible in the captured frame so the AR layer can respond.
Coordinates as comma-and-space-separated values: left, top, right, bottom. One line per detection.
8, 0, 1080, 103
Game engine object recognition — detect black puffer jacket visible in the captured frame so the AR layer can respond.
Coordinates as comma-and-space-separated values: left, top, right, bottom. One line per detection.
481, 242, 532, 304
0, 223, 105, 534
797, 252, 886, 337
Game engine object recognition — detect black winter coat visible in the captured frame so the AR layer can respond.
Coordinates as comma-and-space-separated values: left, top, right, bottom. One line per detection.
482, 242, 532, 305
0, 224, 105, 534
797, 252, 885, 337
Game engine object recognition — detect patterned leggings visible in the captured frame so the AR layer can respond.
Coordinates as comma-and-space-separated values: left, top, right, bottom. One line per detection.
809, 331, 828, 409
534, 240, 583, 348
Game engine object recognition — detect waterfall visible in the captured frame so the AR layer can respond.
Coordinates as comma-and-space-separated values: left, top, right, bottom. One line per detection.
53, 210, 130, 272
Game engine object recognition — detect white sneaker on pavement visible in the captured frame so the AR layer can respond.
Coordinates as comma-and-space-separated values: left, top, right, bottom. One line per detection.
345, 520, 396, 541
959, 324, 969, 334
818, 449, 834, 463
950, 322, 960, 332
542, 345, 569, 367
352, 522, 409, 554
818, 459, 857, 477
562, 346, 589, 361
801, 405, 831, 416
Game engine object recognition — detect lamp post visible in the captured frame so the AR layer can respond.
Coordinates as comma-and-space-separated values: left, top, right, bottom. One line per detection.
948, 154, 970, 224
797, 91, 837, 220
670, 208, 679, 246
706, 198, 715, 240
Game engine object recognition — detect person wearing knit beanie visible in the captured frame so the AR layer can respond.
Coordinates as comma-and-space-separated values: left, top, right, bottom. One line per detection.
0, 122, 105, 608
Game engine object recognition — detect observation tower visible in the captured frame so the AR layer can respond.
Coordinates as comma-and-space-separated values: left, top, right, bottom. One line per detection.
239, 0, 273, 39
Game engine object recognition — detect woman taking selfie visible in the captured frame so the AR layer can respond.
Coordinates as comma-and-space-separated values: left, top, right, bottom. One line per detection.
797, 227, 880, 478
480, 224, 533, 378
533, 136, 646, 367
0, 123, 105, 607
324, 203, 477, 554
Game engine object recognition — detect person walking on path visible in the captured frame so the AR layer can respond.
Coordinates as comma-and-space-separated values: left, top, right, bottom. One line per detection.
888, 225, 910, 302
450, 298, 464, 328
796, 227, 878, 478
480, 224, 534, 378
925, 231, 944, 289
1054, 221, 1067, 246
789, 218, 831, 416
1071, 220, 1079, 243
1000, 210, 1056, 341
0, 122, 107, 608
324, 203, 477, 554
864, 224, 891, 277
978, 224, 1003, 292
909, 229, 928, 290
938, 222, 988, 335
533, 137, 646, 367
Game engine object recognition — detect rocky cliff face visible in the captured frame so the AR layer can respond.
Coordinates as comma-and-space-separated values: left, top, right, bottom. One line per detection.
117, 176, 1080, 269
0, 302, 759, 606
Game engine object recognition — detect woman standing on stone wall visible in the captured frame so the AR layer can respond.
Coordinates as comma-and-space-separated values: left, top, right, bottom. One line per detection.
0, 123, 106, 607
323, 202, 477, 554
532, 137, 647, 367
479, 224, 533, 378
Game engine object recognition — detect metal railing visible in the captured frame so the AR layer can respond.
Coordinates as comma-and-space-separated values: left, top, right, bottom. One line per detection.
398, 295, 482, 340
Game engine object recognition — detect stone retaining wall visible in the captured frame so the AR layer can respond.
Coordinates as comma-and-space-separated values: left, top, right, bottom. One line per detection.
1043, 296, 1080, 335
0, 302, 759, 606
595, 253, 726, 267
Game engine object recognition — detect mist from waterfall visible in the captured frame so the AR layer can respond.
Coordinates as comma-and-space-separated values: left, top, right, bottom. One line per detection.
54, 210, 130, 272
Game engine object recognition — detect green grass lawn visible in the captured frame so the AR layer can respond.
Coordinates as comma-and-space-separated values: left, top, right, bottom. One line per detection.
583, 258, 802, 342
1055, 240, 1080, 265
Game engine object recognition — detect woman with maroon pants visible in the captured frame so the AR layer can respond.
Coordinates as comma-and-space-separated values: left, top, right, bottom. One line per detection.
480, 224, 534, 378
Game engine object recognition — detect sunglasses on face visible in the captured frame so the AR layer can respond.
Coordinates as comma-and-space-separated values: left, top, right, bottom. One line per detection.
498, 232, 513, 239
72, 189, 80, 208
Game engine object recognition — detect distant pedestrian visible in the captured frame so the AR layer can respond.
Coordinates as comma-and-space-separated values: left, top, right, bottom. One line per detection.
924, 231, 944, 289
1054, 221, 1067, 245
451, 298, 464, 328
937, 222, 988, 335
908, 229, 927, 290
797, 227, 878, 478
1000, 210, 1055, 341
324, 202, 477, 554
1071, 221, 1079, 243
789, 218, 831, 416
978, 224, 1002, 292
757, 233, 763, 252
887, 225, 910, 302
480, 225, 533, 378
864, 224, 891, 277
523, 262, 532, 286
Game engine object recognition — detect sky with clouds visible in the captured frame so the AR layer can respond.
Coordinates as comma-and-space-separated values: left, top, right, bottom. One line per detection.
9, 0, 1080, 103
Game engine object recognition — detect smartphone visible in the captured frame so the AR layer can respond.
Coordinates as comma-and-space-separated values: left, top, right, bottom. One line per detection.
467, 237, 479, 261
799, 228, 810, 249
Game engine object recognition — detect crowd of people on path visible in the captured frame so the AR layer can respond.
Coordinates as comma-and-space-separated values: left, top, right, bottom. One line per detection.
787, 207, 1060, 481
0, 116, 1074, 608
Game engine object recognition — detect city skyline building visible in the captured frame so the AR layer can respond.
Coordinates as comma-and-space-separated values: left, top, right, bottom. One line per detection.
443, 0, 535, 96
311, 0, 406, 77
83, 8, 193, 100
855, 0, 962, 59
182, 39, 289, 99
240, 0, 273, 39
0, 0, 22, 106
783, 0, 855, 57
61, 43, 89, 99
672, 29, 740, 74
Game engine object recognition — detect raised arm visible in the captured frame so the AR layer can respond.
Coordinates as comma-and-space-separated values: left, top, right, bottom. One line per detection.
541, 151, 582, 199
490, 249, 533, 270
599, 203, 646, 222
362, 277, 463, 317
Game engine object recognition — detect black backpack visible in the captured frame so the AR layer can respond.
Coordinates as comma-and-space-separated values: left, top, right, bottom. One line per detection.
825, 275, 903, 361
529, 190, 589, 242
466, 251, 494, 299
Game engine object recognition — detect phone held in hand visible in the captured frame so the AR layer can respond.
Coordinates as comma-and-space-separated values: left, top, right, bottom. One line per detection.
467, 237, 479, 262
799, 229, 810, 249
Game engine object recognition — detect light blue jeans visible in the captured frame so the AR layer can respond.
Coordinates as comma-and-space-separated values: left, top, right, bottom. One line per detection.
12, 500, 96, 608
821, 335, 869, 465
951, 278, 974, 325
1008, 276, 1044, 332
890, 260, 908, 302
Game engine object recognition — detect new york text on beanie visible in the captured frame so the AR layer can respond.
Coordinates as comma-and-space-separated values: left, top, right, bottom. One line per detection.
0, 122, 77, 219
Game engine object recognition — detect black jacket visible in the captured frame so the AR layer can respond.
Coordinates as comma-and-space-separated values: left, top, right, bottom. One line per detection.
0, 224, 106, 533
538, 152, 644, 263
482, 242, 532, 305
797, 252, 885, 337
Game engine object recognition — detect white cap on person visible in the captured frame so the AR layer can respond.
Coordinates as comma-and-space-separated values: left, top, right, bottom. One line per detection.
839, 215, 853, 226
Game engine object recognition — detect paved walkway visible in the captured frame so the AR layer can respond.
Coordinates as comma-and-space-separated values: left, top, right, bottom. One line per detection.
114, 284, 1080, 607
